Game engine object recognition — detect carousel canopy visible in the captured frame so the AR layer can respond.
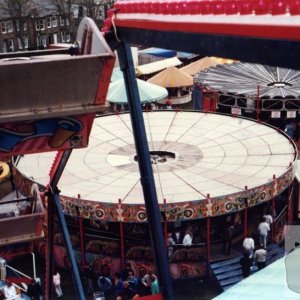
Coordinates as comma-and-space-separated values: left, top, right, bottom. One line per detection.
107, 78, 168, 104
195, 62, 300, 98
17, 111, 296, 207
147, 66, 193, 88
136, 57, 182, 75
181, 57, 220, 76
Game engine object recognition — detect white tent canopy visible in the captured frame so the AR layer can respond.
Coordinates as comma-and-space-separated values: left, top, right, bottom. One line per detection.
136, 57, 182, 75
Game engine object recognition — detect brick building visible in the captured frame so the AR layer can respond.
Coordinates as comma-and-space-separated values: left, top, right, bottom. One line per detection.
0, 0, 113, 53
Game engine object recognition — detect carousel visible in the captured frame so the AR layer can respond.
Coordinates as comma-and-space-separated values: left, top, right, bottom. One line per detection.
194, 62, 300, 127
14, 110, 297, 279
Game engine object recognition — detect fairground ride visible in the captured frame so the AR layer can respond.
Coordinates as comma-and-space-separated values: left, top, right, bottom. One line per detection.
1, 1, 300, 300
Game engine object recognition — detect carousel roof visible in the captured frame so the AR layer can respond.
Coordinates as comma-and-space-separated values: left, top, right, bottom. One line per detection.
17, 111, 296, 208
195, 62, 300, 98
107, 78, 168, 104
181, 57, 219, 76
147, 66, 193, 88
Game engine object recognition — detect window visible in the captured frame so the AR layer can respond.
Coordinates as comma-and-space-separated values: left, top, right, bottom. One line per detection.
51, 16, 57, 27
17, 37, 28, 49
40, 35, 47, 47
60, 16, 69, 26
47, 17, 51, 28
46, 16, 57, 28
7, 21, 13, 33
60, 16, 65, 26
1, 22, 6, 33
61, 31, 70, 43
8, 39, 14, 52
18, 37, 23, 49
36, 19, 45, 31
24, 37, 28, 48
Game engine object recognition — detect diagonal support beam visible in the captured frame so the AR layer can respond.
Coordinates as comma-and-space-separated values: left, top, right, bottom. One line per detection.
46, 149, 86, 300
117, 43, 174, 300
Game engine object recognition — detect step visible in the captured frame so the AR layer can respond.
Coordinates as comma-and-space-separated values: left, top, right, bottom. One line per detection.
216, 269, 242, 281
219, 275, 243, 287
210, 257, 242, 269
213, 264, 241, 275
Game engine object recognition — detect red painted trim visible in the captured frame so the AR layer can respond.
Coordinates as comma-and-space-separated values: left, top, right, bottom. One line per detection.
206, 217, 210, 264
49, 151, 65, 182
79, 217, 86, 268
119, 199, 125, 270
244, 207, 248, 238
94, 57, 115, 105
114, 19, 300, 41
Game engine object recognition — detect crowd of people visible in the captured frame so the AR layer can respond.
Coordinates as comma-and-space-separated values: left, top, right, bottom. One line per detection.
82, 263, 159, 300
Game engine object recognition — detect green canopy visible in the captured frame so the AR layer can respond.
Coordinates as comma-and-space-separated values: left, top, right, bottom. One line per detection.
111, 67, 123, 82
107, 78, 168, 104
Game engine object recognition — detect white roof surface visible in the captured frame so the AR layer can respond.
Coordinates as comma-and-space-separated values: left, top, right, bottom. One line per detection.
17, 111, 296, 204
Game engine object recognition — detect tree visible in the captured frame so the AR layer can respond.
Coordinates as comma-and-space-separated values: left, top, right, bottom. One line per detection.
0, 0, 36, 49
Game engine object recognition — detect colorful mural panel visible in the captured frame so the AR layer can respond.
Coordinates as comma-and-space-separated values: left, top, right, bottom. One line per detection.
0, 114, 94, 160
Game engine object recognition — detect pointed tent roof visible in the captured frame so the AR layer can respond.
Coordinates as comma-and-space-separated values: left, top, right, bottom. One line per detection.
147, 66, 193, 88
180, 57, 219, 76
107, 78, 168, 104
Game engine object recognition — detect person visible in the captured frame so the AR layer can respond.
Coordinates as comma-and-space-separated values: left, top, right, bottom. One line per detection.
263, 211, 273, 226
85, 264, 94, 294
165, 99, 173, 110
3, 280, 22, 299
167, 233, 175, 257
183, 228, 193, 246
243, 233, 255, 259
150, 274, 159, 295
284, 122, 296, 138
116, 280, 138, 300
254, 244, 267, 270
258, 217, 270, 249
122, 263, 134, 281
26, 278, 43, 300
53, 269, 63, 298
222, 222, 233, 255
172, 228, 183, 244
239, 253, 252, 278
114, 273, 123, 297
127, 271, 138, 291
141, 272, 153, 296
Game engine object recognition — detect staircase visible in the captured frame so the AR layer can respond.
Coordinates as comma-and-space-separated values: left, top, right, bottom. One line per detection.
210, 243, 285, 291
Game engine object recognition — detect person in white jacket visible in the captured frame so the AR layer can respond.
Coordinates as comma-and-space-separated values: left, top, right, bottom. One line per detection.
258, 217, 270, 249
243, 233, 255, 259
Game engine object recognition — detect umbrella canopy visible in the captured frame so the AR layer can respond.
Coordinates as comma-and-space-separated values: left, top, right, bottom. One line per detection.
111, 67, 123, 82
181, 57, 219, 76
107, 78, 168, 104
147, 66, 193, 88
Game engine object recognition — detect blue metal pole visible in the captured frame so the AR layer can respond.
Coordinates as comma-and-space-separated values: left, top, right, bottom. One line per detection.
117, 43, 174, 300
53, 192, 86, 300
193, 84, 202, 111
48, 149, 86, 300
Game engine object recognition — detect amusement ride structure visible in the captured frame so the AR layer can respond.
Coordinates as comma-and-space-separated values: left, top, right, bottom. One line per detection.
1, 1, 300, 300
